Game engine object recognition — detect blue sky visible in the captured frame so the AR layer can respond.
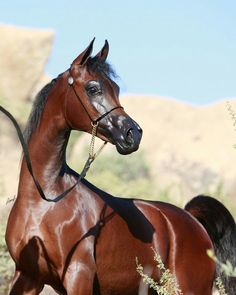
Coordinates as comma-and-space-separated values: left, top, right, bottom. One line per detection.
1, 0, 236, 104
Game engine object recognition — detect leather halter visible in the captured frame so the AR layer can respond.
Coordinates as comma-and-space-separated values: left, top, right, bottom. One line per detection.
0, 71, 124, 203
68, 68, 123, 125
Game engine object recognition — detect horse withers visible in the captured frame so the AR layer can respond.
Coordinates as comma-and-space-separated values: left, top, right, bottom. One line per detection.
5, 40, 236, 295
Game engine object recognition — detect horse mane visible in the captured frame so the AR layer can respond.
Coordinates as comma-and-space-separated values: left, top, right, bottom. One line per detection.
23, 78, 58, 143
23, 58, 117, 143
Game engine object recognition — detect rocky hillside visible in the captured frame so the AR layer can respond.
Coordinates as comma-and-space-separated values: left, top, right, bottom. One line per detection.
121, 96, 236, 203
0, 24, 54, 209
0, 24, 53, 102
69, 96, 236, 206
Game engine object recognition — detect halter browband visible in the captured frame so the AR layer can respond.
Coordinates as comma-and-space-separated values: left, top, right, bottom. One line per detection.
68, 68, 123, 125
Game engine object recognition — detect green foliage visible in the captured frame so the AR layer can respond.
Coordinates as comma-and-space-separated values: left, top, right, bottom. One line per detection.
91, 151, 150, 182
215, 277, 227, 295
136, 248, 183, 295
137, 248, 235, 295
207, 249, 236, 277
0, 222, 14, 294
72, 148, 157, 199
207, 249, 236, 295
66, 130, 82, 157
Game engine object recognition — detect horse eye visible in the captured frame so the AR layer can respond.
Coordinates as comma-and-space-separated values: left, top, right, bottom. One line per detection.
87, 86, 99, 96
86, 81, 102, 97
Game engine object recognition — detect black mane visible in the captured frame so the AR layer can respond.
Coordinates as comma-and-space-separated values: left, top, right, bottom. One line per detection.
23, 78, 58, 143
23, 58, 117, 143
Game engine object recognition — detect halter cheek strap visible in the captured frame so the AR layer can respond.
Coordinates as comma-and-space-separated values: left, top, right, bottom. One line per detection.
68, 69, 123, 125
0, 70, 124, 203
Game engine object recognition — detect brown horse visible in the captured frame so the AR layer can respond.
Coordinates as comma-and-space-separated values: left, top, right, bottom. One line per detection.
5, 40, 236, 295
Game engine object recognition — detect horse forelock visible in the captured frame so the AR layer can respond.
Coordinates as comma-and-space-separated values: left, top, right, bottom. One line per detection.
86, 56, 118, 80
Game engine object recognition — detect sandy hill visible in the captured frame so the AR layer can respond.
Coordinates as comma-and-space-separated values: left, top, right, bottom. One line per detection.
2, 95, 236, 207
0, 24, 53, 102
120, 95, 236, 203
69, 95, 236, 206
0, 24, 54, 212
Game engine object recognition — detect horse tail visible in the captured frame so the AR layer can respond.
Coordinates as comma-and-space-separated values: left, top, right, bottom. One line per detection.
184, 195, 236, 294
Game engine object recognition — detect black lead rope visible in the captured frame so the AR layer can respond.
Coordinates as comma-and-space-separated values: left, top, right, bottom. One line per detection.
0, 70, 124, 203
0, 105, 95, 203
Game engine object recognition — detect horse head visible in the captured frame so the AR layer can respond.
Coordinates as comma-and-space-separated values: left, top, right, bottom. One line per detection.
63, 39, 142, 155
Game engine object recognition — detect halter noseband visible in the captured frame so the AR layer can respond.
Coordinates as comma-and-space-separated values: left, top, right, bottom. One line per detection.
68, 68, 123, 125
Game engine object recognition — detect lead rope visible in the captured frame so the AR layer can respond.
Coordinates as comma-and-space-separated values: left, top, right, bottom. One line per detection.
89, 122, 107, 160
0, 105, 107, 203
44, 123, 107, 202
89, 122, 99, 158
79, 122, 107, 180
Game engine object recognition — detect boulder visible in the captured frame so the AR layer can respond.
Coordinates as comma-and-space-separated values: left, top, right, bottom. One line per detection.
0, 24, 53, 101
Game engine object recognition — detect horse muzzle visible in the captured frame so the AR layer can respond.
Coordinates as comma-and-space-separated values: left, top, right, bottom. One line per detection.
115, 121, 142, 155
99, 115, 143, 155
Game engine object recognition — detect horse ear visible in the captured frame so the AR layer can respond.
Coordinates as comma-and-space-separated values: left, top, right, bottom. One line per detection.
95, 40, 109, 62
72, 38, 95, 65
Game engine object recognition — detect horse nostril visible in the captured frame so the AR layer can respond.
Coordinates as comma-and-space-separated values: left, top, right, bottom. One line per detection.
126, 128, 134, 144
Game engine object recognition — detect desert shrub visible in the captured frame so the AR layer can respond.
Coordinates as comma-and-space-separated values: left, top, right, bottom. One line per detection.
207, 249, 236, 295
207, 249, 236, 278
137, 248, 235, 295
136, 248, 183, 295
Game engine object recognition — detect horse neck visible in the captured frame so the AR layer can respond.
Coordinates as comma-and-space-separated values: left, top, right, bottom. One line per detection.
19, 82, 71, 197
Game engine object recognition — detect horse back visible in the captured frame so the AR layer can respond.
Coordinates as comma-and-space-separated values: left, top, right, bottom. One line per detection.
95, 198, 215, 294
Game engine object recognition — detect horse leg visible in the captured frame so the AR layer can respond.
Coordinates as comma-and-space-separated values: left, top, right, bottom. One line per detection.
8, 270, 44, 295
176, 256, 215, 295
63, 240, 96, 295
63, 261, 96, 295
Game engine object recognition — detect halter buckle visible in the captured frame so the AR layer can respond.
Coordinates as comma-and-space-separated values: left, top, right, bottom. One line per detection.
68, 76, 74, 85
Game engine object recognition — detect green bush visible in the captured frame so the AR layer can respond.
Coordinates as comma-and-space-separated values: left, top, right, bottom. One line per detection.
71, 148, 157, 199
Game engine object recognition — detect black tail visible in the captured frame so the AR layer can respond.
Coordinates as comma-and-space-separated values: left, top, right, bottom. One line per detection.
185, 195, 236, 294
